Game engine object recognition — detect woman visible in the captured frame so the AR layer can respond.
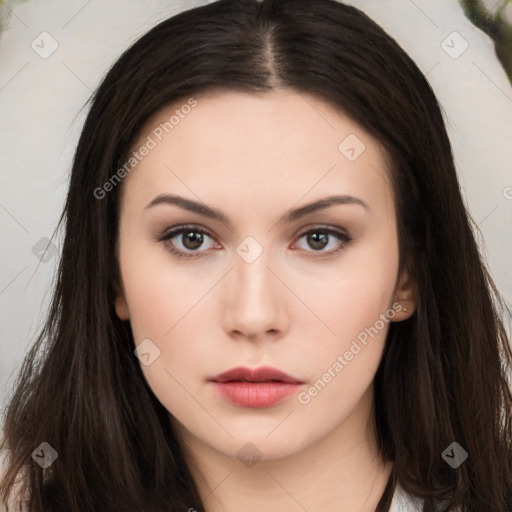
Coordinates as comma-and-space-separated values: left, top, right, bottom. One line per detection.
1, 0, 511, 510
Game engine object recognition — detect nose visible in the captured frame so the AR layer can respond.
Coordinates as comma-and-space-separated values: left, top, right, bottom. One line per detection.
221, 248, 289, 342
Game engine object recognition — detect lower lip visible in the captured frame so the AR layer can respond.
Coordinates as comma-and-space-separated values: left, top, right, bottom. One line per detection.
210, 381, 302, 408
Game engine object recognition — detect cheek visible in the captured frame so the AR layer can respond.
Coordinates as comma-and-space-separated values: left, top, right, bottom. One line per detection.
119, 255, 210, 423
118, 239, 216, 397
298, 231, 399, 399
318, 233, 399, 341
119, 237, 206, 341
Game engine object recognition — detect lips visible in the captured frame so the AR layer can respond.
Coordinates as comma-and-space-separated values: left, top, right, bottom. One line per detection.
208, 365, 304, 384
208, 366, 305, 408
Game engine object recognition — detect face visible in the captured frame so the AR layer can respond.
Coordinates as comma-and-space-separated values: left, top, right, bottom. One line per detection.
114, 88, 416, 461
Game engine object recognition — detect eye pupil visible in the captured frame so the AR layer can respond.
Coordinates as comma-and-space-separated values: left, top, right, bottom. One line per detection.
307, 232, 328, 250
183, 231, 203, 250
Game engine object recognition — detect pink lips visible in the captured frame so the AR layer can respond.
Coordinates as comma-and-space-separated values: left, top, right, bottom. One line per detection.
208, 365, 304, 408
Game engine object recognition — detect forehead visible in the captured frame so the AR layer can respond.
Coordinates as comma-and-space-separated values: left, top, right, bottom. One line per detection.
121, 88, 393, 216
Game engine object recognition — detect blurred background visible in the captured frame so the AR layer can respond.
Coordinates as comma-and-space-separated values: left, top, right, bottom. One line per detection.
0, 0, 511, 418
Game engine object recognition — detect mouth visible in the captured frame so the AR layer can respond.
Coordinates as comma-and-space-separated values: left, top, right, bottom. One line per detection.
208, 365, 305, 408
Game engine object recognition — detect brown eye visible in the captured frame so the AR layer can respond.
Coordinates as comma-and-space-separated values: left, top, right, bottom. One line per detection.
295, 228, 351, 255
156, 226, 217, 258
305, 232, 329, 250
180, 231, 205, 250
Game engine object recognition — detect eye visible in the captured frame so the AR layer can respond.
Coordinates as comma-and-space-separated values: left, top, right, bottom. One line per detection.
155, 225, 218, 259
294, 226, 352, 256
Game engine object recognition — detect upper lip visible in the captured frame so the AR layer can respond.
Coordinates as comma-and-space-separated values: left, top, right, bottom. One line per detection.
208, 365, 304, 384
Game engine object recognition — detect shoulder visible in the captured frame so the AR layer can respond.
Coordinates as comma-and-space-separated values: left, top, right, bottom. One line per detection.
389, 482, 463, 512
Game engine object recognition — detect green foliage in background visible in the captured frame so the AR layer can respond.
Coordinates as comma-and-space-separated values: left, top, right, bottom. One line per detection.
0, 0, 29, 32
460, 0, 512, 83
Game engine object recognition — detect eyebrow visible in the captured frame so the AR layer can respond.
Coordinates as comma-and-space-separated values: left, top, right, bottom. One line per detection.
144, 193, 369, 227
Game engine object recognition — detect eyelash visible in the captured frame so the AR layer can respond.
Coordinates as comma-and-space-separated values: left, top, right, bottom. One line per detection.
155, 224, 352, 259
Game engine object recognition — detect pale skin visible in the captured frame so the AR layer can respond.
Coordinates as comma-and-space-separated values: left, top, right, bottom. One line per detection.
114, 88, 417, 512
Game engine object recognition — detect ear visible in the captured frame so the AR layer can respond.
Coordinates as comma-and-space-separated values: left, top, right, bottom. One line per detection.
390, 267, 417, 322
114, 285, 130, 321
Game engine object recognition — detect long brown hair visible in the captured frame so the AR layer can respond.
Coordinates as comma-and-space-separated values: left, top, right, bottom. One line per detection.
1, 0, 511, 510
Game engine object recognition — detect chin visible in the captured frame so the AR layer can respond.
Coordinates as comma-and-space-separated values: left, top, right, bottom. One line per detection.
209, 428, 316, 462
